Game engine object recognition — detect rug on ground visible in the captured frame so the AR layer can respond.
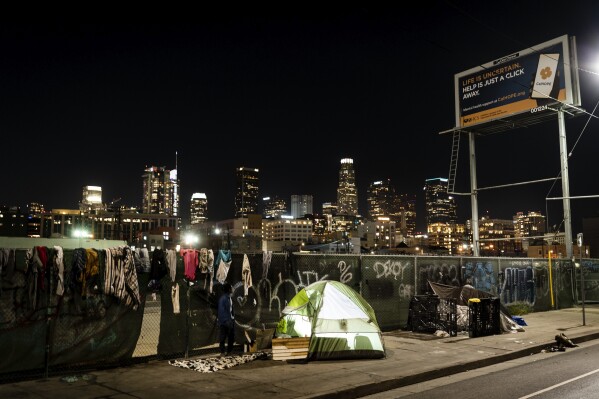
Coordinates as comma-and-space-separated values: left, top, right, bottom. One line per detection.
169, 352, 269, 373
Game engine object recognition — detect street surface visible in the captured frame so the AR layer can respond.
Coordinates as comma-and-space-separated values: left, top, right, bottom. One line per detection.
363, 338, 599, 398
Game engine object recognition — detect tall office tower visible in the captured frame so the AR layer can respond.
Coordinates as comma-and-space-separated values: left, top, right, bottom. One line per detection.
397, 193, 417, 237
142, 166, 179, 216
367, 179, 396, 220
235, 166, 259, 218
26, 202, 45, 238
336, 158, 358, 216
263, 196, 287, 219
80, 186, 104, 213
190, 193, 208, 225
424, 178, 457, 227
322, 202, 338, 216
291, 195, 313, 218
514, 211, 546, 238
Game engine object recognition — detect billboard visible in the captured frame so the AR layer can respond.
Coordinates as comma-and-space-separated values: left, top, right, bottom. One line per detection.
455, 35, 580, 129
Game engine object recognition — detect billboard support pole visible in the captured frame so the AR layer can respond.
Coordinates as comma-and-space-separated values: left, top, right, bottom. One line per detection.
558, 109, 573, 259
469, 132, 480, 257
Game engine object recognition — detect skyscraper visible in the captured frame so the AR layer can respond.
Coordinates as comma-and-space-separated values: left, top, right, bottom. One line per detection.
397, 193, 417, 237
367, 179, 395, 220
424, 177, 458, 248
336, 158, 358, 216
80, 186, 104, 213
235, 166, 259, 218
291, 195, 313, 218
263, 196, 287, 219
424, 178, 457, 226
142, 166, 179, 216
190, 193, 208, 225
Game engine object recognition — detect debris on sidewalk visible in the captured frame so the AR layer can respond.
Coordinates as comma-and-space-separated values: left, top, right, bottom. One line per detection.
60, 374, 92, 383
169, 352, 269, 373
555, 333, 578, 348
512, 316, 527, 326
540, 333, 579, 353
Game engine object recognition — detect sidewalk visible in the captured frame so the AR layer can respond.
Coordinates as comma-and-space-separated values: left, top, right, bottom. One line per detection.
2, 306, 599, 399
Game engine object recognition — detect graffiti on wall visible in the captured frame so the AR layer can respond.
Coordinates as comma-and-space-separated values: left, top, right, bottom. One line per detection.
371, 258, 414, 299
500, 262, 535, 305
418, 261, 461, 293
463, 261, 497, 295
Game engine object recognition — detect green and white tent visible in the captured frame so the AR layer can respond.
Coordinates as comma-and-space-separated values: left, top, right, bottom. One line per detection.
280, 280, 385, 360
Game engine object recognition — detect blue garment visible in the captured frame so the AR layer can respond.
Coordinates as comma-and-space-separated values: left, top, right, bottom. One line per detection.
218, 291, 235, 354
218, 292, 234, 326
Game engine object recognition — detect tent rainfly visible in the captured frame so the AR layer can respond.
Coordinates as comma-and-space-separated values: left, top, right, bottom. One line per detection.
280, 280, 385, 360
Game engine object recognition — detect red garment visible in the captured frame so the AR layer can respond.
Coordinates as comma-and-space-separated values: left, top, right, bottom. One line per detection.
180, 249, 199, 280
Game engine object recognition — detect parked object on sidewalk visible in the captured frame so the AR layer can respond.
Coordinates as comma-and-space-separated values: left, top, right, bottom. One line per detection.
428, 281, 522, 334
407, 294, 458, 336
280, 280, 386, 360
468, 297, 501, 337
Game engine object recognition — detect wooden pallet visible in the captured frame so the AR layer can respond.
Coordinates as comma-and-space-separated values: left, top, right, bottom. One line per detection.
271, 337, 310, 361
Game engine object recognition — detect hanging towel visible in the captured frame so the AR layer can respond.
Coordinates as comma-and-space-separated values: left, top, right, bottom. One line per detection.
242, 254, 252, 296
166, 249, 177, 282
214, 250, 232, 284
262, 251, 272, 280
171, 282, 180, 314
53, 246, 64, 296
201, 249, 215, 293
199, 248, 209, 273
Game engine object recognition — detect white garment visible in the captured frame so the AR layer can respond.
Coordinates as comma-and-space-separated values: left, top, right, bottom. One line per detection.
171, 283, 180, 314
166, 249, 177, 282
206, 249, 214, 293
242, 254, 252, 296
215, 259, 231, 283
262, 251, 272, 280
53, 246, 64, 296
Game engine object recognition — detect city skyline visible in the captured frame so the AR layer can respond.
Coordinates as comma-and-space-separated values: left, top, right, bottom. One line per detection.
2, 5, 599, 235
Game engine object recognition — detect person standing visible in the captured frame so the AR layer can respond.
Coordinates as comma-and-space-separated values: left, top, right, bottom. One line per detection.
218, 282, 235, 356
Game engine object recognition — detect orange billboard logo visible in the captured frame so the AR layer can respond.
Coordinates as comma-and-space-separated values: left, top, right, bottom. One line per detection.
540, 66, 553, 80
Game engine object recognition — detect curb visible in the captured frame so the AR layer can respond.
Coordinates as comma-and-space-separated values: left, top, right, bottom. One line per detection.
310, 332, 599, 399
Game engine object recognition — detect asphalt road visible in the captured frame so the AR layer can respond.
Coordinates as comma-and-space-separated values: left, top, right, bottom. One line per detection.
363, 338, 599, 399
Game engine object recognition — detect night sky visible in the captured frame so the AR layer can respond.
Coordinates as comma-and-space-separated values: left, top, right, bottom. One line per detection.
2, 4, 599, 234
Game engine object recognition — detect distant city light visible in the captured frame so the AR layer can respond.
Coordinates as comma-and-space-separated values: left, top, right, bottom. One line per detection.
73, 229, 91, 238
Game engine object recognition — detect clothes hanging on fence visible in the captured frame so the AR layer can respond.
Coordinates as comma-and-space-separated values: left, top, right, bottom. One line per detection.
0, 249, 16, 297
53, 246, 64, 296
0, 249, 16, 294
171, 282, 180, 314
180, 248, 199, 281
199, 248, 215, 293
139, 248, 151, 273
262, 251, 272, 280
71, 248, 87, 296
83, 248, 100, 297
104, 247, 140, 310
166, 249, 177, 282
150, 248, 168, 281
214, 250, 232, 284
242, 254, 252, 296
24, 248, 36, 309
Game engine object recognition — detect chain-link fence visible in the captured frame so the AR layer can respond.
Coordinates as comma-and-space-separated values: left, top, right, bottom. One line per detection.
1, 248, 596, 383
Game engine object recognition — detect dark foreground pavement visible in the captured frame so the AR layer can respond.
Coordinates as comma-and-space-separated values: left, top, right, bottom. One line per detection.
2, 306, 599, 399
